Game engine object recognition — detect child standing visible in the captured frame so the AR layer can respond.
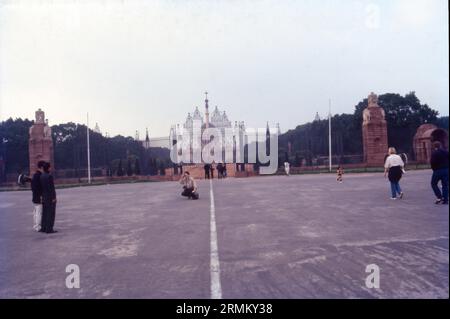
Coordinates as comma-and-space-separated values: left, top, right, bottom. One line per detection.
336, 166, 344, 183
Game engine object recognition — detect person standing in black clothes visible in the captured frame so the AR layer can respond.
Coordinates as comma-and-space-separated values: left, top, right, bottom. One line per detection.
430, 141, 449, 205
204, 164, 210, 179
40, 162, 58, 233
222, 164, 227, 178
217, 163, 223, 179
31, 161, 45, 232
210, 164, 215, 179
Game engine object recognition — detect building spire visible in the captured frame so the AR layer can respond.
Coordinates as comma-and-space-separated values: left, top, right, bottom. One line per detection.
314, 112, 320, 122
205, 91, 210, 128
145, 127, 150, 149
94, 122, 101, 135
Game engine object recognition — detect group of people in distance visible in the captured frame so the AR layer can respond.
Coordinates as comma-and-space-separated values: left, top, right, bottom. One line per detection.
179, 163, 228, 200
383, 141, 448, 204
203, 163, 227, 180
31, 160, 58, 233
179, 171, 199, 200
180, 142, 448, 204
25, 146, 448, 211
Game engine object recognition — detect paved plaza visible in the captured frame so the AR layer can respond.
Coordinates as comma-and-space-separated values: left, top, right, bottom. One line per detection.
0, 170, 448, 299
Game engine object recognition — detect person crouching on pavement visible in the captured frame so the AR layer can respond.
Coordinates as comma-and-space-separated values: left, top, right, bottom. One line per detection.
180, 171, 199, 199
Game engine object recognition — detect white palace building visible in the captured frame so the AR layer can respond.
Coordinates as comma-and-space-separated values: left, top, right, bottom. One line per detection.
169, 92, 248, 163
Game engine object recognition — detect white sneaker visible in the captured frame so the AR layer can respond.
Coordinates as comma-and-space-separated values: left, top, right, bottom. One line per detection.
390, 197, 397, 200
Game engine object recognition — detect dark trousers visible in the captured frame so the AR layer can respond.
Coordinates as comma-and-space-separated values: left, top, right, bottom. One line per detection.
205, 171, 210, 179
41, 202, 56, 233
182, 187, 194, 198
431, 168, 449, 203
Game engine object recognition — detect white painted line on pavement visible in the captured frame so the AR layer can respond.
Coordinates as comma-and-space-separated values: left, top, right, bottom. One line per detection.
209, 179, 222, 299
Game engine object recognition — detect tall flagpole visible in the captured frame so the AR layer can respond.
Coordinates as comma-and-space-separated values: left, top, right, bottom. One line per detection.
87, 113, 91, 184
328, 99, 332, 172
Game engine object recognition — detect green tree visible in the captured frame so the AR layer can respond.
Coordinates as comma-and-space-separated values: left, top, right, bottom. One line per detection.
117, 159, 124, 176
126, 158, 133, 176
134, 158, 141, 175
279, 92, 444, 161
0, 118, 33, 173
354, 92, 439, 155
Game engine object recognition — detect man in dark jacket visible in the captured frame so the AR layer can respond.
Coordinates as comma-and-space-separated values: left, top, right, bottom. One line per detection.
204, 164, 210, 179
430, 141, 449, 205
31, 161, 45, 232
40, 162, 58, 233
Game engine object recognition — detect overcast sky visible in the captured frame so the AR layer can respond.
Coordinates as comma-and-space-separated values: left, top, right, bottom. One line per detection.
0, 0, 448, 138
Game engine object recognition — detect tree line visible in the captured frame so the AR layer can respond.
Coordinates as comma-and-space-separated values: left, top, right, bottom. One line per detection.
0, 120, 171, 176
278, 92, 448, 166
0, 92, 448, 176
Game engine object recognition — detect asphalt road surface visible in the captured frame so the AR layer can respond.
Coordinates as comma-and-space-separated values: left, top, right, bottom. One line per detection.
0, 170, 448, 298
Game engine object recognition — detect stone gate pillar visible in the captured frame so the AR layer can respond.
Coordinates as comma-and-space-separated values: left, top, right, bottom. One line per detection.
362, 92, 388, 166
29, 108, 54, 174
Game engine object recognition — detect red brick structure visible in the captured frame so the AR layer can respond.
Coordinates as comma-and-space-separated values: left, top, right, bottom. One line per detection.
29, 109, 54, 174
413, 124, 448, 163
362, 92, 388, 166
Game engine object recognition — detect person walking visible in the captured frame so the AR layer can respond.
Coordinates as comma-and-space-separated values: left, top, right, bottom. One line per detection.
430, 141, 449, 205
31, 161, 45, 232
284, 161, 290, 176
384, 147, 405, 200
180, 171, 199, 199
40, 162, 57, 233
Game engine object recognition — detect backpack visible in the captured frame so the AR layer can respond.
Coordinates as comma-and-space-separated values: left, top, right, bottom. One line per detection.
191, 192, 199, 200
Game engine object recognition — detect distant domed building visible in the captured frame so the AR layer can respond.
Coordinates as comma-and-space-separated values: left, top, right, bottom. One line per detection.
169, 92, 247, 164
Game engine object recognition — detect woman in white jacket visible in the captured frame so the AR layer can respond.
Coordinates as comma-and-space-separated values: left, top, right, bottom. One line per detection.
384, 147, 405, 200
